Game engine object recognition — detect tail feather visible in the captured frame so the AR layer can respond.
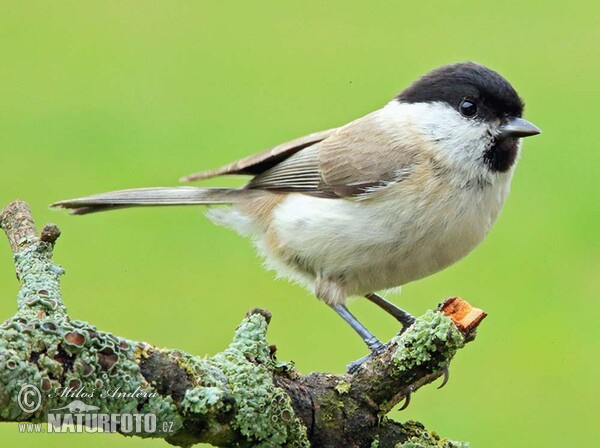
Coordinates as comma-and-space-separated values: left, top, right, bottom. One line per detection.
51, 187, 256, 215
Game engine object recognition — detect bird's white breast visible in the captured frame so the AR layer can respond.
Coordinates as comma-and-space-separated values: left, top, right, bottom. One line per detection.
263, 171, 512, 302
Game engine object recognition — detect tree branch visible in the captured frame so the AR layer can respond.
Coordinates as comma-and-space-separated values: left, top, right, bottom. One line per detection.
0, 201, 486, 447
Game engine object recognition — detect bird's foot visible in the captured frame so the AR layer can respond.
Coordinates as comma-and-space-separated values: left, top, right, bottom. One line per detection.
398, 313, 416, 334
346, 340, 386, 374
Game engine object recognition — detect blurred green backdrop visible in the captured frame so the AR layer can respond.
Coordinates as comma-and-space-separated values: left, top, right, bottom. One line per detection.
0, 1, 598, 447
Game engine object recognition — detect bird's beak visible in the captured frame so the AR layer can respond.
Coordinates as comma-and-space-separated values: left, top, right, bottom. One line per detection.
498, 117, 541, 138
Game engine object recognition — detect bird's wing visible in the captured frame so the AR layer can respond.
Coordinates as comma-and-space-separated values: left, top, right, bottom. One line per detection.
180, 127, 338, 182
246, 111, 419, 198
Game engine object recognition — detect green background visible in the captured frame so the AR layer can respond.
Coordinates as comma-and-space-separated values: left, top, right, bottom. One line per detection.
0, 1, 598, 447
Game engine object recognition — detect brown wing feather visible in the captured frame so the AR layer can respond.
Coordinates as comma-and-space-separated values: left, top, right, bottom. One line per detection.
245, 145, 322, 191
246, 111, 419, 197
180, 127, 338, 182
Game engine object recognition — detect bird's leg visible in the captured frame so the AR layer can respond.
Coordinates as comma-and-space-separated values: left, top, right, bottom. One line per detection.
331, 304, 384, 352
330, 303, 385, 373
364, 292, 415, 331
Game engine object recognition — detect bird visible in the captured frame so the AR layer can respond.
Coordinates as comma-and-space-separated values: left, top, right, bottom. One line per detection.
53, 62, 540, 371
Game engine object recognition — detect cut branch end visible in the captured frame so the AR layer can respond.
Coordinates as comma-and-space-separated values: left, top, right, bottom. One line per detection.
440, 296, 487, 334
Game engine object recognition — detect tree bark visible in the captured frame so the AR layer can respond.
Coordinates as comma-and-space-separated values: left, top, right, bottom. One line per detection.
0, 200, 486, 447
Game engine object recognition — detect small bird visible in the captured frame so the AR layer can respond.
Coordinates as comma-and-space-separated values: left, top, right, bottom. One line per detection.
53, 62, 540, 370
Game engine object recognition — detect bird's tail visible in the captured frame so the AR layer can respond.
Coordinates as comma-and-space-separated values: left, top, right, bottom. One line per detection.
51, 187, 257, 215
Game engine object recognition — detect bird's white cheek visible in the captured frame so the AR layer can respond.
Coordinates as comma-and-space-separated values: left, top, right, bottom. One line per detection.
382, 101, 493, 173
423, 112, 490, 167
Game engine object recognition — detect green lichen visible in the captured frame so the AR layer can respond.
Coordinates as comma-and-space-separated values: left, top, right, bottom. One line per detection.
313, 390, 346, 433
334, 380, 351, 395
14, 242, 67, 317
140, 395, 183, 435
395, 421, 468, 448
0, 315, 184, 432
179, 312, 310, 447
0, 240, 183, 436
391, 310, 464, 372
181, 386, 228, 415
227, 313, 271, 363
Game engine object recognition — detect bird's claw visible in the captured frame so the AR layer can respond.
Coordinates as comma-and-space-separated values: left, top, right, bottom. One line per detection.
398, 385, 413, 411
437, 364, 450, 389
346, 342, 386, 374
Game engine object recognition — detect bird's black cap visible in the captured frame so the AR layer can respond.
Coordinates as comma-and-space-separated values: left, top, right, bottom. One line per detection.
397, 62, 524, 120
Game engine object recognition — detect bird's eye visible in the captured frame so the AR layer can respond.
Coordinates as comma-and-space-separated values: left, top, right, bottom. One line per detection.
459, 99, 477, 117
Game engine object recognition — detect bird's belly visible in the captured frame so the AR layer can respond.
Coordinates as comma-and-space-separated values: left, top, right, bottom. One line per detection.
366, 217, 486, 292
252, 181, 508, 297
